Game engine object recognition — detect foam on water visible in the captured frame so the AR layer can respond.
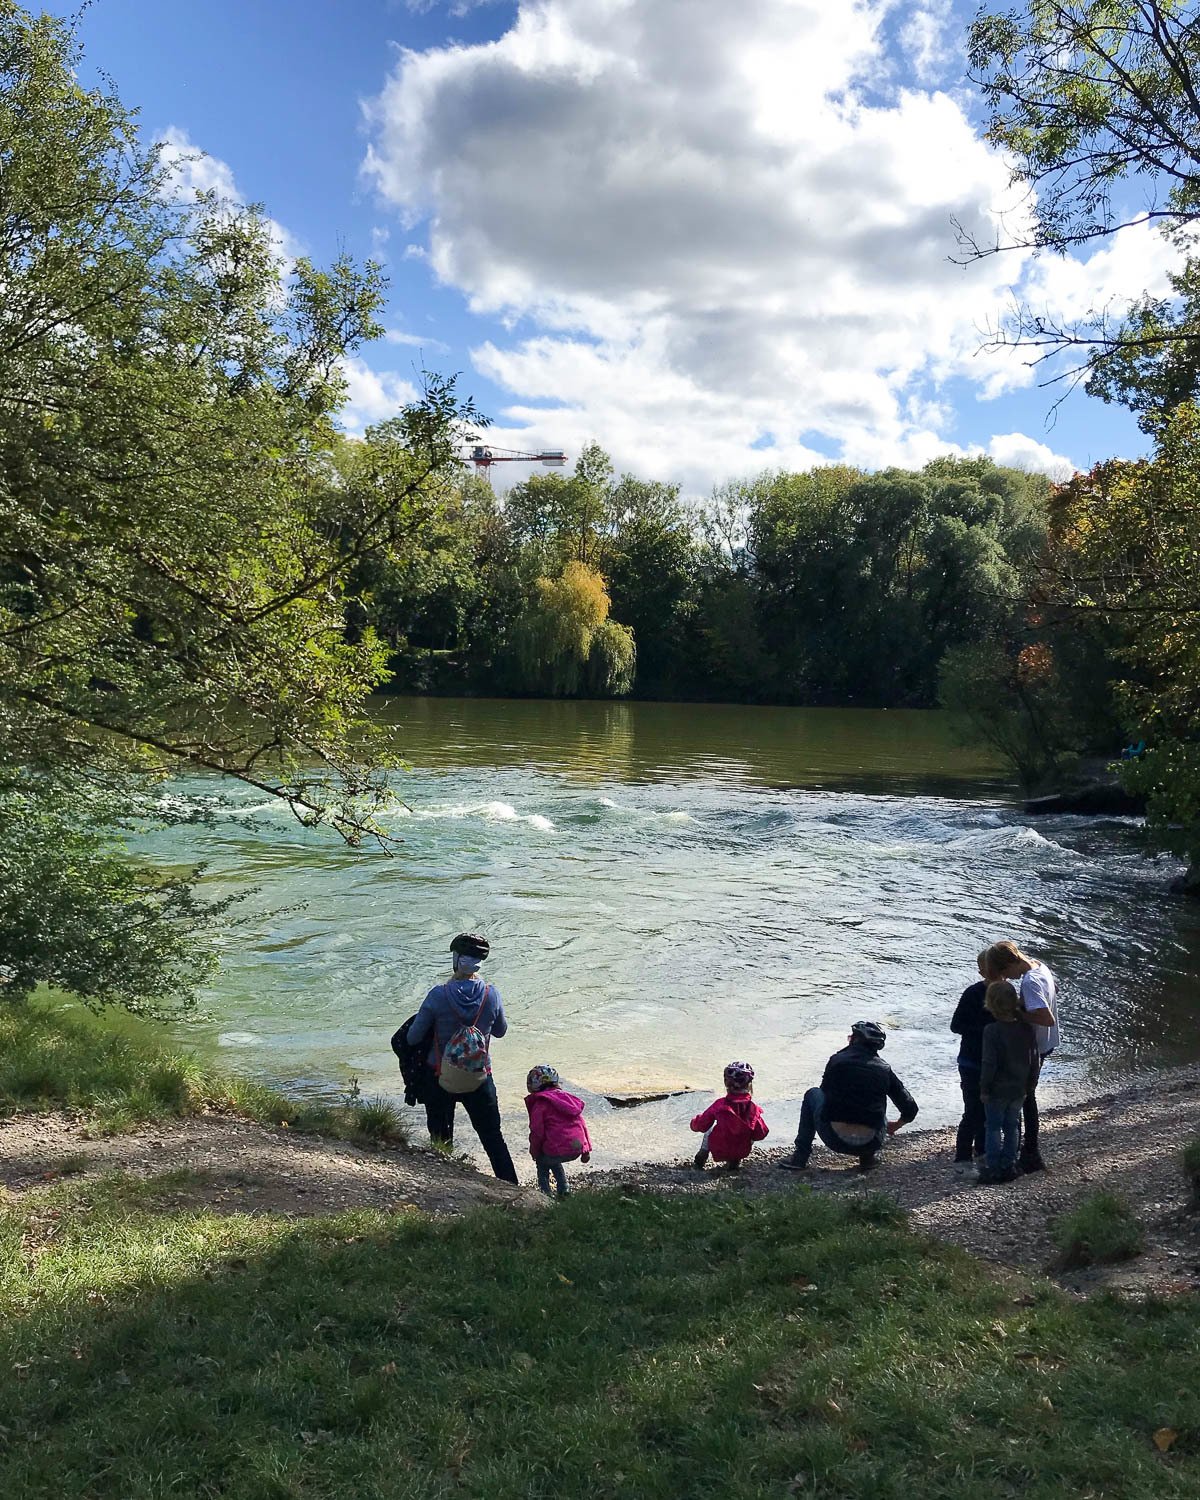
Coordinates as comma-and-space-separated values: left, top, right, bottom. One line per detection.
412, 799, 556, 832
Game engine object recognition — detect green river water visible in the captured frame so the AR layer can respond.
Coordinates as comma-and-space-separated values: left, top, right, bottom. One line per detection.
141, 697, 1200, 1166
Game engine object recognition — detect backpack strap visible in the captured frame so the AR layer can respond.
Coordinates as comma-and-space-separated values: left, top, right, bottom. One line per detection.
434, 983, 491, 1071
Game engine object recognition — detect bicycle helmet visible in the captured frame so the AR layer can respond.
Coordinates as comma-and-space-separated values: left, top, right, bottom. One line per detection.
723, 1060, 755, 1091
850, 1020, 886, 1051
450, 933, 490, 961
526, 1064, 561, 1093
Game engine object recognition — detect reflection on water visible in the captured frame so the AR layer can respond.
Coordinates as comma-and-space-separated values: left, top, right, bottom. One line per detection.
138, 698, 1200, 1167
372, 696, 1009, 792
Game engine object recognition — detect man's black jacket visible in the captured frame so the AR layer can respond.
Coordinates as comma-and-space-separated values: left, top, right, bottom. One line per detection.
820, 1042, 918, 1131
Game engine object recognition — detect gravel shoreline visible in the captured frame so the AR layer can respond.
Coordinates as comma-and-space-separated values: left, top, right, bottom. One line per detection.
585, 1063, 1200, 1295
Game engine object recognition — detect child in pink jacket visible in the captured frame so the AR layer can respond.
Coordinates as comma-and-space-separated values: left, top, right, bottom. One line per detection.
691, 1061, 769, 1170
525, 1065, 593, 1196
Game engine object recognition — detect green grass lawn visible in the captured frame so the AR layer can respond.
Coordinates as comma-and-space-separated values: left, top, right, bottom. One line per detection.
0, 1002, 405, 1143
1, 1173, 1196, 1500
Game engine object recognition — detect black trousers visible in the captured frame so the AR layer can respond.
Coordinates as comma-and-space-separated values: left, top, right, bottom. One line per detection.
1022, 1086, 1040, 1158
955, 1066, 986, 1160
424, 1075, 518, 1184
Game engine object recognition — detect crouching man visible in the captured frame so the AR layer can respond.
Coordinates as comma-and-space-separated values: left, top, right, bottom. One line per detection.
778, 1021, 918, 1172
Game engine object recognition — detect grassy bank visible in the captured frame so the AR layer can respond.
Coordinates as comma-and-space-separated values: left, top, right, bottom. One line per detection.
2, 1005, 1198, 1497
0, 1002, 404, 1144
1, 1174, 1197, 1499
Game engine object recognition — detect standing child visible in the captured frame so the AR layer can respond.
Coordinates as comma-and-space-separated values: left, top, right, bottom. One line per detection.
525, 1065, 592, 1196
978, 981, 1040, 1185
690, 1061, 769, 1171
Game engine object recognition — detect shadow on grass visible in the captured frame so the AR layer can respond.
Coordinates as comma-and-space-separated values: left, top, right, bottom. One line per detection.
1, 1177, 1198, 1500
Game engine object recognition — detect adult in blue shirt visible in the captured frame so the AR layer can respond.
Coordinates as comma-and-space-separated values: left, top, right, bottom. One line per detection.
407, 933, 518, 1184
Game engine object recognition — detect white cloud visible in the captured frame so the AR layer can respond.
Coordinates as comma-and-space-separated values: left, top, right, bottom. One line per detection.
983, 432, 1076, 479
362, 0, 1174, 490
900, 0, 957, 85
385, 327, 451, 353
339, 357, 420, 432
158, 127, 303, 266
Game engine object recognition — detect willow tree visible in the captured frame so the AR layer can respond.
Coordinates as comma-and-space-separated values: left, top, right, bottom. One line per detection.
510, 561, 635, 696
0, 8, 475, 1007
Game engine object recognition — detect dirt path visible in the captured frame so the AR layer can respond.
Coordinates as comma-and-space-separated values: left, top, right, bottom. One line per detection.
588, 1065, 1200, 1296
0, 1110, 543, 1218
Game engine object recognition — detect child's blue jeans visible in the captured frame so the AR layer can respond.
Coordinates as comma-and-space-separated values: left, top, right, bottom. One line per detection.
535, 1156, 570, 1196
984, 1099, 1022, 1172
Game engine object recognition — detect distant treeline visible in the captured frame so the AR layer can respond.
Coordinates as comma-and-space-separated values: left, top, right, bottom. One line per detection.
363, 444, 1054, 711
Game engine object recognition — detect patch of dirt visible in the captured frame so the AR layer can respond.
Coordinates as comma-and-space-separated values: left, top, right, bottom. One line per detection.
588, 1065, 1200, 1297
0, 1111, 545, 1219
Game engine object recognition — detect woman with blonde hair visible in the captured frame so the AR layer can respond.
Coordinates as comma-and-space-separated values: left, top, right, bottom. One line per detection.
983, 940, 1058, 1172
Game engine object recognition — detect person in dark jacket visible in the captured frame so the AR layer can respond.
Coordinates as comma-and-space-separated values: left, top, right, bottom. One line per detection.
950, 951, 993, 1164
778, 1021, 918, 1171
406, 933, 518, 1184
977, 981, 1040, 1184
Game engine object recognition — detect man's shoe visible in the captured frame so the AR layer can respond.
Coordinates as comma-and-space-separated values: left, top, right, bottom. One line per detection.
857, 1152, 879, 1171
693, 1149, 709, 1170
953, 1153, 974, 1164
997, 1166, 1018, 1183
1018, 1153, 1046, 1174
777, 1153, 811, 1171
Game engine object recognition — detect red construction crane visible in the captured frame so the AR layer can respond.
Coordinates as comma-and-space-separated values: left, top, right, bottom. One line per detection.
469, 444, 567, 484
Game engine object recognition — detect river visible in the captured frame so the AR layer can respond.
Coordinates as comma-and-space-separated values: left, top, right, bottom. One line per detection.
141, 696, 1200, 1166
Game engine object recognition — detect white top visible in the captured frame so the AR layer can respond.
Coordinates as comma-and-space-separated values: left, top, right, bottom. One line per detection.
1020, 961, 1059, 1057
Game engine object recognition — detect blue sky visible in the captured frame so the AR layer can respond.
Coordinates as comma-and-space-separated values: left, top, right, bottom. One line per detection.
63, 0, 1169, 493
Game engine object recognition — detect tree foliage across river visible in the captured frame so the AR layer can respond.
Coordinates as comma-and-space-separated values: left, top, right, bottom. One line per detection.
386, 447, 1053, 714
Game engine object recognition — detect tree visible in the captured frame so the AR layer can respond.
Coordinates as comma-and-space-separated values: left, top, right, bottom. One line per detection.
939, 640, 1086, 789
0, 8, 474, 1008
604, 477, 698, 696
504, 442, 618, 573
509, 561, 635, 696
0, 787, 238, 1013
748, 460, 1048, 706
967, 0, 1200, 390
1040, 407, 1200, 881
969, 1, 1200, 253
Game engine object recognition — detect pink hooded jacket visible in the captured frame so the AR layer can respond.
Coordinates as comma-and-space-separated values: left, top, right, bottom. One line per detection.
690, 1093, 769, 1163
526, 1087, 593, 1160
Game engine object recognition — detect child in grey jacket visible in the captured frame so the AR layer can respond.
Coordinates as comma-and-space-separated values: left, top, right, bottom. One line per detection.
978, 981, 1040, 1184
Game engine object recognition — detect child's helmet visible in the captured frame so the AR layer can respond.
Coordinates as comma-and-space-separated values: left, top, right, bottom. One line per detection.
526, 1064, 560, 1093
723, 1061, 754, 1090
